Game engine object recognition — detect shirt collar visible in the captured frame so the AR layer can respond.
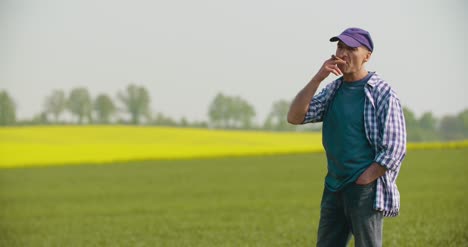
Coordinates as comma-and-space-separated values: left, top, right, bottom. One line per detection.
366, 72, 378, 88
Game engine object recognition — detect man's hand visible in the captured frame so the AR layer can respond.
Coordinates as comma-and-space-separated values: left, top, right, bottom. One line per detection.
355, 163, 387, 185
313, 55, 347, 82
287, 55, 347, 125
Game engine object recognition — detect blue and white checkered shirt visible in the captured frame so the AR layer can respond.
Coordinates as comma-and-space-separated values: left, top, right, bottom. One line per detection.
303, 73, 407, 217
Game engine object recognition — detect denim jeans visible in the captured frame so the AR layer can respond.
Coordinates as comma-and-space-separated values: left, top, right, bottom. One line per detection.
316, 181, 383, 247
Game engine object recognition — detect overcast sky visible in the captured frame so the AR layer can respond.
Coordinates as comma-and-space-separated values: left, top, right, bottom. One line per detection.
1, 0, 467, 123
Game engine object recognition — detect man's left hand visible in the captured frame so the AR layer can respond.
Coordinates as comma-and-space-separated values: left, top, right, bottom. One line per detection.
355, 163, 387, 185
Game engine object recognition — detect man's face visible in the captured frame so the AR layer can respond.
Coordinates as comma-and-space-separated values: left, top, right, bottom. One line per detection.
335, 41, 371, 75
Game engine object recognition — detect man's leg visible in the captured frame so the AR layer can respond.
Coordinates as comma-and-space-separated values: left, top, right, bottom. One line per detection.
316, 187, 351, 247
343, 181, 383, 247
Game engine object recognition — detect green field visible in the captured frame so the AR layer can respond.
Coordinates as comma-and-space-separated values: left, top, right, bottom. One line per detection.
1, 149, 467, 246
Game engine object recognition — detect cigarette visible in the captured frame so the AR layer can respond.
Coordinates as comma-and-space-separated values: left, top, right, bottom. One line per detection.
332, 55, 346, 63
332, 55, 343, 61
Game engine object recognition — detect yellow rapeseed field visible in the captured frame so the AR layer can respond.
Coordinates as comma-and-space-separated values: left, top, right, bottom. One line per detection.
0, 126, 323, 168
1, 126, 467, 168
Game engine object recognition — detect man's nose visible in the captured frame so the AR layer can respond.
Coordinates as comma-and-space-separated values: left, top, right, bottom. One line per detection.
336, 51, 347, 59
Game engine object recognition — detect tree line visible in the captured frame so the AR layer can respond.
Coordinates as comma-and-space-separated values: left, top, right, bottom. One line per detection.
0, 86, 466, 142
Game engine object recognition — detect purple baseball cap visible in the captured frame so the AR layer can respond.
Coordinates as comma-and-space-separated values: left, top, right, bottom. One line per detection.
330, 27, 374, 52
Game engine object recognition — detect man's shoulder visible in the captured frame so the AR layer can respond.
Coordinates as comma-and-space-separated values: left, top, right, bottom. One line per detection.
368, 73, 399, 98
318, 78, 343, 97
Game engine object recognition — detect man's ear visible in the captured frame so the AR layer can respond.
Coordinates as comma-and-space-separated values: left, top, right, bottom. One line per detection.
364, 52, 372, 62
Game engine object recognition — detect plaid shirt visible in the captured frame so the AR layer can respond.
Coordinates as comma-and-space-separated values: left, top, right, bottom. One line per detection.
303, 73, 407, 217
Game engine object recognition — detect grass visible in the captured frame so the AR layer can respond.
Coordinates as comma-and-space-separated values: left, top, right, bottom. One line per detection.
0, 149, 467, 246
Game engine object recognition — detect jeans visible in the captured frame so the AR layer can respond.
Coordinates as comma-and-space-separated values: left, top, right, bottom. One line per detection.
316, 181, 383, 247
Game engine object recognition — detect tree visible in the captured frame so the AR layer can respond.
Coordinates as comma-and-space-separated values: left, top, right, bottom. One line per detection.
153, 113, 177, 126
232, 96, 256, 129
118, 84, 151, 124
403, 107, 417, 129
0, 90, 16, 125
439, 115, 463, 140
208, 93, 229, 128
417, 111, 439, 141
190, 120, 208, 128
31, 111, 49, 125
179, 117, 189, 127
94, 94, 116, 124
419, 112, 437, 131
208, 93, 256, 129
67, 87, 92, 124
403, 106, 422, 141
44, 90, 66, 123
457, 109, 468, 138
264, 99, 296, 131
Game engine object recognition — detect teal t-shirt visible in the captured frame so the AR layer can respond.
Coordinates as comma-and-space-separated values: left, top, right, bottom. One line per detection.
322, 72, 375, 192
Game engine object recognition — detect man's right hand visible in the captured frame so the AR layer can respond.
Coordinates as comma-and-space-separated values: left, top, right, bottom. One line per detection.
287, 55, 346, 125
313, 55, 346, 82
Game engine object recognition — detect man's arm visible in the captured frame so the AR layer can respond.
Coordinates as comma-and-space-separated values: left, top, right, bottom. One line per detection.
356, 90, 407, 184
287, 56, 346, 124
374, 93, 407, 171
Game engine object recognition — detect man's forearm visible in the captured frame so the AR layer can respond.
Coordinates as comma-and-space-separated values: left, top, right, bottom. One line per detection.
288, 55, 345, 125
287, 77, 322, 124
355, 162, 387, 185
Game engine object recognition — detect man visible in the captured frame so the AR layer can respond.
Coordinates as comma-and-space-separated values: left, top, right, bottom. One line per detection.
287, 27, 406, 247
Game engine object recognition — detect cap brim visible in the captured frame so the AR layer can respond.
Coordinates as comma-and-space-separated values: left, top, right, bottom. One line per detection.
330, 34, 361, 48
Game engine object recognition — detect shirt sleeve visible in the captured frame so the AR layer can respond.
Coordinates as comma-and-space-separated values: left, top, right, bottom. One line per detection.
374, 92, 407, 171
302, 83, 334, 124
